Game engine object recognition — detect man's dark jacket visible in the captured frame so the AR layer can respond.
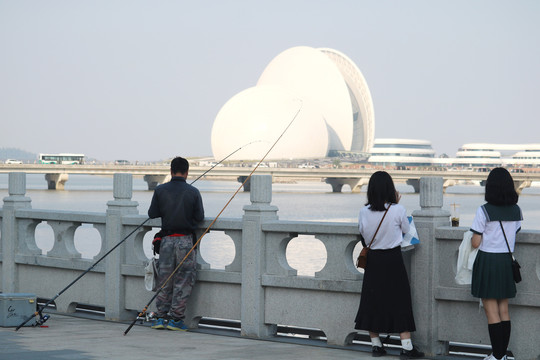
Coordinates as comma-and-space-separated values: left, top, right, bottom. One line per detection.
148, 176, 204, 234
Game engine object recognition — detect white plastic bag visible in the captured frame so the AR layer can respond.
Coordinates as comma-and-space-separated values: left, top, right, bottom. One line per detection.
144, 257, 159, 291
455, 230, 478, 285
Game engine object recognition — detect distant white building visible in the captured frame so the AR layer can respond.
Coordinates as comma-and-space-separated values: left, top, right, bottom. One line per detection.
453, 143, 540, 168
366, 141, 540, 169
367, 139, 436, 167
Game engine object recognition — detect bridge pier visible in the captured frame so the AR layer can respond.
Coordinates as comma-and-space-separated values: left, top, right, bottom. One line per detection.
143, 174, 170, 190
324, 178, 366, 193
238, 176, 251, 192
514, 180, 532, 194
480, 180, 531, 195
442, 179, 458, 192
406, 179, 420, 193
45, 173, 69, 190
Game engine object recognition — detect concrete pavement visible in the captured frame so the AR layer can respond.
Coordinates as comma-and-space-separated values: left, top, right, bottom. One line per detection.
0, 314, 479, 360
0, 314, 373, 360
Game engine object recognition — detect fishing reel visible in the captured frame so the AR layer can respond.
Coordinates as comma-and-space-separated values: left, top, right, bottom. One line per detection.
145, 311, 157, 322
32, 313, 50, 327
135, 311, 157, 324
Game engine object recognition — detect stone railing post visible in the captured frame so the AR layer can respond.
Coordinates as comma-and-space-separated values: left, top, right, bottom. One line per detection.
410, 177, 451, 356
1, 173, 32, 293
104, 173, 138, 320
241, 175, 278, 338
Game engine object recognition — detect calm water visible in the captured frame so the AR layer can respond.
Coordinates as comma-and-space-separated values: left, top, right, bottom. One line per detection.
2, 174, 539, 275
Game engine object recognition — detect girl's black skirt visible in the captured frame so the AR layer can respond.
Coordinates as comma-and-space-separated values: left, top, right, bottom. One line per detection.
354, 246, 416, 333
471, 250, 516, 299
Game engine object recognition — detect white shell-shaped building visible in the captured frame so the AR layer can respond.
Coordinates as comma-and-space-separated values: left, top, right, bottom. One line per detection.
211, 46, 375, 161
210, 86, 329, 160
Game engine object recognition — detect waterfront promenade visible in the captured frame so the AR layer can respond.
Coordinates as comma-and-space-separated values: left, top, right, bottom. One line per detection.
1, 313, 496, 360
2, 314, 382, 360
1, 173, 539, 359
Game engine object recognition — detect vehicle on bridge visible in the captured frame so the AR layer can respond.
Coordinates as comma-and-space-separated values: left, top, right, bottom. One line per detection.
114, 159, 131, 165
5, 159, 23, 164
39, 153, 85, 165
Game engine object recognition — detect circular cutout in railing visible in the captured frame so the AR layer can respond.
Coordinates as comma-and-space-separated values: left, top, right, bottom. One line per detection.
199, 231, 236, 269
74, 224, 101, 259
143, 230, 160, 259
352, 241, 365, 273
35, 222, 54, 255
286, 235, 327, 276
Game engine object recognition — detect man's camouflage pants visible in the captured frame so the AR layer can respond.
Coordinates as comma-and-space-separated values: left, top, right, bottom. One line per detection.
155, 234, 196, 320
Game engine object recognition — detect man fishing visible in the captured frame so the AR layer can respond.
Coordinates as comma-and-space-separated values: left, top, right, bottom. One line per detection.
148, 156, 205, 331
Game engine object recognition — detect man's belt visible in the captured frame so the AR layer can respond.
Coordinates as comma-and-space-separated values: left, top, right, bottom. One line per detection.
161, 229, 192, 237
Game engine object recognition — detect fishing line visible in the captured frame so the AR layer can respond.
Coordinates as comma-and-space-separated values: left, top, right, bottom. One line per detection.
190, 140, 261, 184
14, 142, 258, 331
123, 99, 303, 335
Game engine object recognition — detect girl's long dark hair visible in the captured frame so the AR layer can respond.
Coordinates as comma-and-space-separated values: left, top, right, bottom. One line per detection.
485, 167, 518, 206
366, 171, 398, 211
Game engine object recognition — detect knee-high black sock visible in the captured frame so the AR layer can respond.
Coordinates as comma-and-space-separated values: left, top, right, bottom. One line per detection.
488, 322, 504, 359
501, 321, 511, 355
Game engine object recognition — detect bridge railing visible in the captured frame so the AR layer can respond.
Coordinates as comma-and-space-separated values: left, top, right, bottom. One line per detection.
1, 172, 539, 359
1, 164, 538, 192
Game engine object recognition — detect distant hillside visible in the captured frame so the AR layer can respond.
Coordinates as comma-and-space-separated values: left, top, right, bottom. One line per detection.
0, 148, 37, 162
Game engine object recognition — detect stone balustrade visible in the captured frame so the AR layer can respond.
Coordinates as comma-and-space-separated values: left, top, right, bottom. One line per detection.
1, 172, 539, 359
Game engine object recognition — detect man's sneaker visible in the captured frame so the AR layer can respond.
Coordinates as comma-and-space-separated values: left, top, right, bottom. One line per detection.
400, 346, 425, 359
372, 345, 387, 357
167, 318, 188, 331
151, 318, 166, 330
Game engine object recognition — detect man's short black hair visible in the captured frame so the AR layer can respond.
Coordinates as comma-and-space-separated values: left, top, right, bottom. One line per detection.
171, 157, 189, 175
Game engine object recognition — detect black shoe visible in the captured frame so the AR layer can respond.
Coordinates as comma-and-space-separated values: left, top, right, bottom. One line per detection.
372, 345, 387, 357
400, 346, 425, 359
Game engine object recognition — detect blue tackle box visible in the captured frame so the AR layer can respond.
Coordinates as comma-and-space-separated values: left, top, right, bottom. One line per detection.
0, 293, 37, 327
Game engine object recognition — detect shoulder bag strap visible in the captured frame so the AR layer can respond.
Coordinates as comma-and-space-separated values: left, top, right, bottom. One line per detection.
499, 220, 514, 260
366, 205, 391, 249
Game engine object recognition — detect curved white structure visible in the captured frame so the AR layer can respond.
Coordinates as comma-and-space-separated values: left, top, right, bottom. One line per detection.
211, 46, 375, 161
257, 46, 353, 151
318, 48, 375, 153
211, 86, 328, 160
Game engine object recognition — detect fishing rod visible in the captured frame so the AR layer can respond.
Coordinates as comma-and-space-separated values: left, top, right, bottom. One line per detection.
15, 142, 257, 331
123, 100, 303, 335
15, 218, 150, 331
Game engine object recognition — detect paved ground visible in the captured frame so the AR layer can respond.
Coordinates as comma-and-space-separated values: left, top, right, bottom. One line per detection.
0, 314, 375, 360
0, 314, 480, 360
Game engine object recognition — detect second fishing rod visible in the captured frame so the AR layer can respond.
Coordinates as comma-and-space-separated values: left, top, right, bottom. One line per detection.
14, 141, 257, 331
124, 100, 303, 335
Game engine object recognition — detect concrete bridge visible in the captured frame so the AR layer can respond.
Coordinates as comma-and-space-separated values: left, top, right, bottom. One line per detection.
1, 163, 538, 193
1, 172, 539, 359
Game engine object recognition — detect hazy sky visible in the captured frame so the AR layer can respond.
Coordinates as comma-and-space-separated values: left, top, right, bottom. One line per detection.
1, 1, 538, 162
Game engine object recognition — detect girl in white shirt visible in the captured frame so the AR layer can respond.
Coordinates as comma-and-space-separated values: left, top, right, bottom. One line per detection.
471, 167, 522, 360
354, 171, 423, 358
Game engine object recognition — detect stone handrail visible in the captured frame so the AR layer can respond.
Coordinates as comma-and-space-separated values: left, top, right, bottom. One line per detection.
1, 172, 539, 359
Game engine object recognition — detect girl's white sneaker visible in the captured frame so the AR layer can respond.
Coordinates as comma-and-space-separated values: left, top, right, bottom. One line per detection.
483, 355, 507, 360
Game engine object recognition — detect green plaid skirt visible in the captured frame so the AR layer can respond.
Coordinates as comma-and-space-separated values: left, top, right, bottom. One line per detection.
471, 250, 516, 299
